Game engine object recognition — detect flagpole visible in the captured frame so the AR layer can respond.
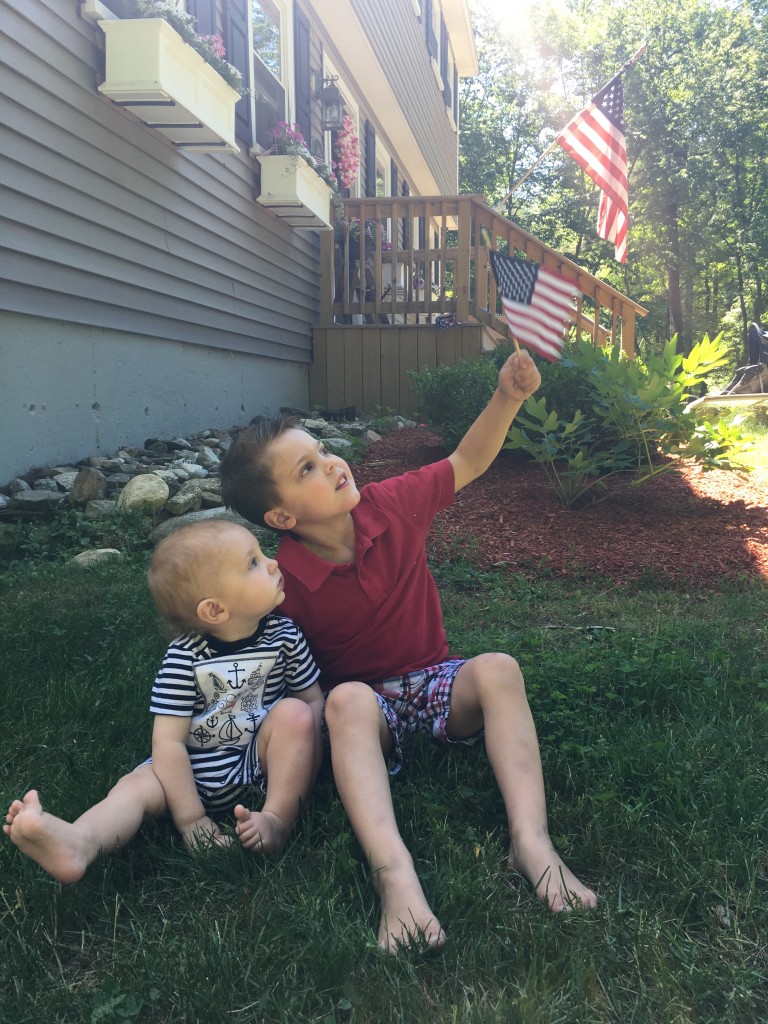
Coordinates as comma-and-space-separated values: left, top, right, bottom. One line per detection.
492, 43, 647, 215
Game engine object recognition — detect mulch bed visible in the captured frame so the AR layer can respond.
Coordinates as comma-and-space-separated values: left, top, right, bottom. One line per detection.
354, 427, 768, 588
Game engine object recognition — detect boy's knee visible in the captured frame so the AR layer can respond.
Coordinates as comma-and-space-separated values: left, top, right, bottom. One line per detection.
325, 681, 378, 725
274, 697, 316, 734
474, 652, 525, 691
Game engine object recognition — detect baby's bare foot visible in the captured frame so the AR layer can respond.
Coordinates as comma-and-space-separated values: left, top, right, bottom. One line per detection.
375, 863, 446, 953
509, 834, 597, 911
233, 804, 288, 857
4, 791, 91, 884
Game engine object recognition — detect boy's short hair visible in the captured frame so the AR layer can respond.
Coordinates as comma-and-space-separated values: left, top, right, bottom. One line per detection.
221, 415, 300, 529
148, 520, 238, 635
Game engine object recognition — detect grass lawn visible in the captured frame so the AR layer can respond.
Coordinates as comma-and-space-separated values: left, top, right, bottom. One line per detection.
1, 547, 767, 1023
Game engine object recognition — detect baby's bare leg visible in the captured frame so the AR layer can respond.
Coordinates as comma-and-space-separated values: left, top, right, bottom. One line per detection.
3, 766, 166, 884
448, 654, 597, 911
235, 698, 317, 857
325, 682, 446, 953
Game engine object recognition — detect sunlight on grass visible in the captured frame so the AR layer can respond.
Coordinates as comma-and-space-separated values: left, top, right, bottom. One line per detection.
1, 556, 767, 1023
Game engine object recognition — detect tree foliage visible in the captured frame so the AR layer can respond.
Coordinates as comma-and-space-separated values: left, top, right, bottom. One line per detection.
461, 0, 768, 366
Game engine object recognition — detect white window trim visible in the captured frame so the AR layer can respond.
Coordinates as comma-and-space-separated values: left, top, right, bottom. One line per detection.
249, 0, 295, 153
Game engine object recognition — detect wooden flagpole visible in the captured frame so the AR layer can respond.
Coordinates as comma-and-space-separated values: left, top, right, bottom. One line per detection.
492, 43, 648, 215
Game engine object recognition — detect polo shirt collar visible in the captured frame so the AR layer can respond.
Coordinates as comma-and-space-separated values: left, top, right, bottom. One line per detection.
278, 497, 390, 593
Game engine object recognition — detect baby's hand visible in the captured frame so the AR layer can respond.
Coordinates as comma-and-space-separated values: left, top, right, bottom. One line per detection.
180, 816, 232, 851
498, 349, 541, 402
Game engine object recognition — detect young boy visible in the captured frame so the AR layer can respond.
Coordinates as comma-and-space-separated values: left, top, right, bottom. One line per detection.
4, 521, 324, 883
221, 350, 597, 951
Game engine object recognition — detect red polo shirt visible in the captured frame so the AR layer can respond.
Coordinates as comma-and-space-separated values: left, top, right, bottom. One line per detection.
277, 459, 455, 690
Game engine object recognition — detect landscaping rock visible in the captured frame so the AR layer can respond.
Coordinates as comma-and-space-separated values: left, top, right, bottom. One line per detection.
150, 507, 260, 543
70, 548, 124, 567
69, 467, 108, 505
116, 474, 169, 513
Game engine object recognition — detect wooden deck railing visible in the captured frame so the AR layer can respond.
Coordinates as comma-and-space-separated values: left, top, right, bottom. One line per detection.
318, 195, 647, 355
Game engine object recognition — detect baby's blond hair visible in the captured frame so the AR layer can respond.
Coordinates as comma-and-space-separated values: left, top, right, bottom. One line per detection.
147, 520, 245, 635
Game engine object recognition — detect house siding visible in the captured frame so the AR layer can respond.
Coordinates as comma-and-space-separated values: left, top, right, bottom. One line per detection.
0, 0, 320, 479
350, 0, 458, 195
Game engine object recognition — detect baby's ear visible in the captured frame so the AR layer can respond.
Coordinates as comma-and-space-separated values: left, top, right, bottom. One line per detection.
196, 598, 229, 627
264, 507, 296, 531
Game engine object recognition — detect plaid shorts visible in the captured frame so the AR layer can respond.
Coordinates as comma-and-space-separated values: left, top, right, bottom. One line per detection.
372, 659, 483, 774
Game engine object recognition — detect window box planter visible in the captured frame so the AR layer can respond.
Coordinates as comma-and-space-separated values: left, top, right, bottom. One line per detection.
98, 18, 239, 153
256, 155, 333, 230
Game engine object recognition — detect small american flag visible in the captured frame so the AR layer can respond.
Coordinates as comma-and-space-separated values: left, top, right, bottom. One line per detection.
556, 73, 628, 263
490, 252, 578, 362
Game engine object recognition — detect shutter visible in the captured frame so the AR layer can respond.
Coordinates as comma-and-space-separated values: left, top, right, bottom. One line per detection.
425, 0, 437, 59
225, 0, 252, 143
390, 161, 398, 199
186, 0, 215, 36
294, 3, 312, 145
364, 119, 376, 197
440, 14, 448, 83
453, 66, 459, 123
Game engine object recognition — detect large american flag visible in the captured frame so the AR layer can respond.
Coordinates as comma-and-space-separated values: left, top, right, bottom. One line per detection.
490, 252, 578, 362
556, 73, 628, 263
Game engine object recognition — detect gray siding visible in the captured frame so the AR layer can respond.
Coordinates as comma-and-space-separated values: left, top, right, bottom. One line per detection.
1, 0, 321, 362
351, 0, 458, 195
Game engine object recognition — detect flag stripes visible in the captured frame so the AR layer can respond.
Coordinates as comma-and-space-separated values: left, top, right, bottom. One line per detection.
555, 73, 629, 262
490, 252, 578, 362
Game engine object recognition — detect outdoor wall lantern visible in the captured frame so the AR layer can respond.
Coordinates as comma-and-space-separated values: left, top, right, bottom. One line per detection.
313, 73, 344, 132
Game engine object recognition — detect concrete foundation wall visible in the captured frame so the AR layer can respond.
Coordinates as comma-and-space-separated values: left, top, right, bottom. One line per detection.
1, 313, 309, 482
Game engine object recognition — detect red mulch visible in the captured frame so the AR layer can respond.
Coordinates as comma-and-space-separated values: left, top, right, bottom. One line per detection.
354, 427, 768, 588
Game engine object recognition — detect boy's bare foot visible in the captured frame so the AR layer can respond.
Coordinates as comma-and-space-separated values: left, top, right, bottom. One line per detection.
4, 791, 91, 884
509, 834, 597, 911
374, 863, 446, 953
233, 804, 288, 856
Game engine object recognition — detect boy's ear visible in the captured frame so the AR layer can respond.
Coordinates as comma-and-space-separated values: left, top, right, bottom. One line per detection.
196, 598, 230, 627
263, 507, 296, 531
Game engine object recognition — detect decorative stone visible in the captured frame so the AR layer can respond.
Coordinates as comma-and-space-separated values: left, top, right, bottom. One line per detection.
166, 481, 203, 515
366, 430, 382, 443
32, 477, 58, 491
70, 548, 124, 567
84, 499, 118, 520
151, 507, 259, 543
11, 490, 67, 510
116, 474, 170, 513
69, 467, 108, 505
53, 471, 79, 491
174, 462, 208, 479
323, 437, 354, 452
196, 446, 221, 469
10, 478, 31, 494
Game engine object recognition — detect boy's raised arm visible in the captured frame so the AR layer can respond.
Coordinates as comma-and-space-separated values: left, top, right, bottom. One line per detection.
448, 349, 541, 492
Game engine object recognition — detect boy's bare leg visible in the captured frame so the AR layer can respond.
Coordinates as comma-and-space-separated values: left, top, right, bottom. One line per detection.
325, 682, 446, 952
234, 698, 318, 857
3, 765, 166, 884
447, 654, 597, 911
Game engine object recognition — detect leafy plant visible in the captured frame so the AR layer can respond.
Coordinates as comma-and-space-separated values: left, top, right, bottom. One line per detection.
504, 335, 754, 506
410, 359, 499, 448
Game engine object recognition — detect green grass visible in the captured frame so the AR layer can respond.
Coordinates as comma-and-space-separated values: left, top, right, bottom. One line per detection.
1, 555, 767, 1023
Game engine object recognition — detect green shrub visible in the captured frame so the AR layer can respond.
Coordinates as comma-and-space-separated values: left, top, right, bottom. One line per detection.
410, 358, 498, 448
505, 334, 754, 506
